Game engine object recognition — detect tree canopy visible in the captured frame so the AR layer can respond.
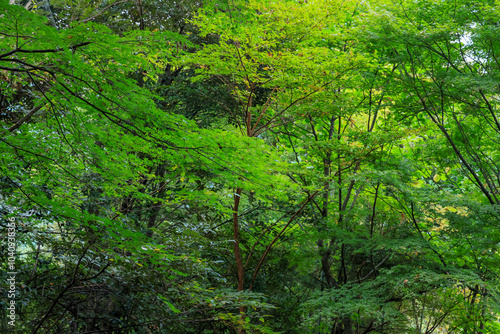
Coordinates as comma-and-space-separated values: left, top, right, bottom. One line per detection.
1, 0, 499, 333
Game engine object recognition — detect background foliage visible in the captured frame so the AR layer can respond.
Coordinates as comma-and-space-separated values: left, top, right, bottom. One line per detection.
1, 0, 499, 333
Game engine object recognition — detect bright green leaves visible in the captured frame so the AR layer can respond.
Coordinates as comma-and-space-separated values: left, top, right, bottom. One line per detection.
2, 0, 500, 333
184, 0, 365, 140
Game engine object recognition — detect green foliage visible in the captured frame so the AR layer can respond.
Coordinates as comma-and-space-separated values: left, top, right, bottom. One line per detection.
0, 0, 499, 333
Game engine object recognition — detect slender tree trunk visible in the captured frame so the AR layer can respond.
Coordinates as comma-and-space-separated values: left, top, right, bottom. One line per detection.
342, 318, 353, 334
233, 188, 244, 292
232, 186, 246, 330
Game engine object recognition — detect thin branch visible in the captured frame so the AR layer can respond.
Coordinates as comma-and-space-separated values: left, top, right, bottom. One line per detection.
0, 43, 91, 59
80, 0, 134, 23
248, 190, 319, 291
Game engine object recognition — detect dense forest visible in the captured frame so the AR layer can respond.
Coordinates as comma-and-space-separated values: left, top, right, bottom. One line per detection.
1, 0, 499, 333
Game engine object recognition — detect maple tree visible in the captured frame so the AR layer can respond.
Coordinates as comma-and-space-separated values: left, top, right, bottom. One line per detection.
0, 0, 499, 333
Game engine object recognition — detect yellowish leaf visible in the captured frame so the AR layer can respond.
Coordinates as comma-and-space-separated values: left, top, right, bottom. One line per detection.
410, 179, 423, 188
